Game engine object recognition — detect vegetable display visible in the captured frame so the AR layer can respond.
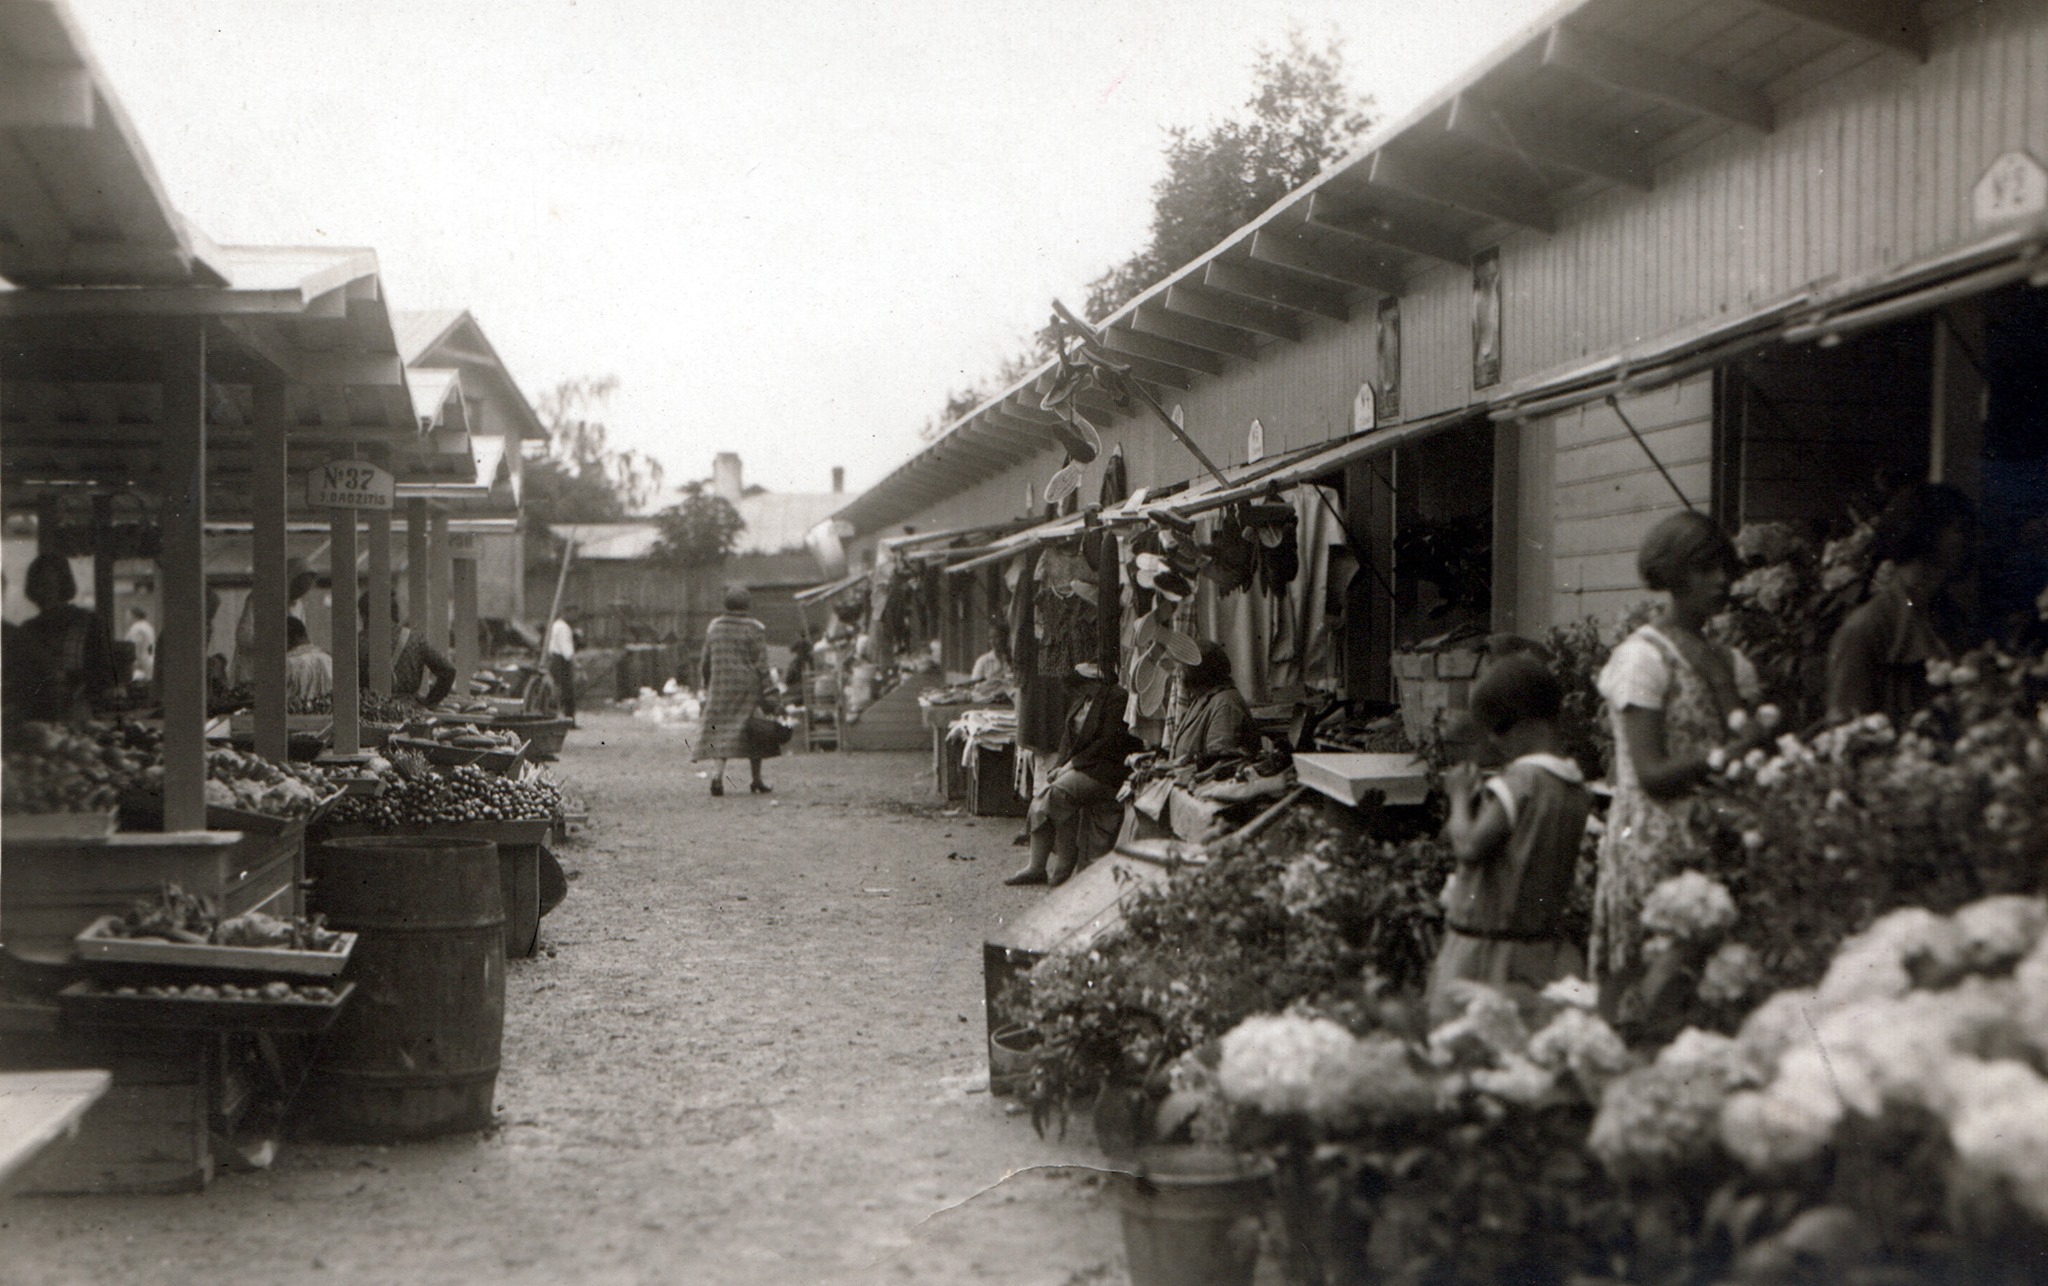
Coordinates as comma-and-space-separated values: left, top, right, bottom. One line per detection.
104, 883, 346, 952
325, 762, 562, 827
2, 719, 158, 814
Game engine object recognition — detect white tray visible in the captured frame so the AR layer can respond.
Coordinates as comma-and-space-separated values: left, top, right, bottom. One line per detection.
73, 916, 356, 977
1291, 752, 1430, 807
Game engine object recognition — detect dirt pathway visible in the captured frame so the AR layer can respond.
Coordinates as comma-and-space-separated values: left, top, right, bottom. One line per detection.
3, 710, 1130, 1286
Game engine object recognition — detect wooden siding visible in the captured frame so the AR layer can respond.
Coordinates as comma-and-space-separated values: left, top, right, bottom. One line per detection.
1527, 375, 1714, 629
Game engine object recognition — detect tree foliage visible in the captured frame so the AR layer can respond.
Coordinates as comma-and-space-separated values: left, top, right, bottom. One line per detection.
1084, 30, 1375, 320
918, 30, 1373, 441
524, 376, 665, 567
651, 481, 745, 568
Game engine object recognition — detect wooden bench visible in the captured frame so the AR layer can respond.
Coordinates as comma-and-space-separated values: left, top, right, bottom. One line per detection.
0, 1069, 112, 1195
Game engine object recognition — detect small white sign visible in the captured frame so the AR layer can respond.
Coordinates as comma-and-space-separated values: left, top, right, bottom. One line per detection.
1353, 382, 1376, 433
1246, 418, 1266, 463
1975, 151, 2048, 225
307, 460, 394, 511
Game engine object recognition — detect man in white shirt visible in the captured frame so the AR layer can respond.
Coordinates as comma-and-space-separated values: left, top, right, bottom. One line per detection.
546, 605, 580, 723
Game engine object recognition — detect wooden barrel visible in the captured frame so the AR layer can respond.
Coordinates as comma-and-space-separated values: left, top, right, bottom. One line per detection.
295, 836, 506, 1142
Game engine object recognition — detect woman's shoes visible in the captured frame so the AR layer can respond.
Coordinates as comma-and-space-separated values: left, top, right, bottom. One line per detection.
709, 778, 724, 797
1003, 868, 1049, 886
749, 781, 771, 794
1046, 862, 1074, 888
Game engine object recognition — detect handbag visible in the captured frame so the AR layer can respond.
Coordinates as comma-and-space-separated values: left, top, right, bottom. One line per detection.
742, 712, 792, 759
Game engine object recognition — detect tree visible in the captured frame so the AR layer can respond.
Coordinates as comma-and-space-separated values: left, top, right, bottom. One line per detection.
524, 376, 666, 568
651, 481, 745, 568
1083, 30, 1375, 320
918, 30, 1374, 440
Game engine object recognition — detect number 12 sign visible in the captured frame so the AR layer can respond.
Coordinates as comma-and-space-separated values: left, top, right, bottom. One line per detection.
307, 461, 394, 510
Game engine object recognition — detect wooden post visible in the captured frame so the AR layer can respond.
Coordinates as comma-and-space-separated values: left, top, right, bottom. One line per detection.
90, 494, 115, 666
406, 498, 429, 634
1343, 454, 1397, 704
250, 384, 291, 763
159, 322, 208, 833
452, 542, 479, 700
365, 508, 393, 696
1491, 419, 1520, 637
330, 511, 360, 755
427, 509, 451, 653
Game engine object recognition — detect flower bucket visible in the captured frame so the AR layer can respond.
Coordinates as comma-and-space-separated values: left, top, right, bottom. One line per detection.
1112, 1146, 1271, 1286
986, 1020, 1039, 1098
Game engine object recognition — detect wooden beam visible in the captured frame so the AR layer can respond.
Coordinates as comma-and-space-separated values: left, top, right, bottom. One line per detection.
365, 507, 393, 697
984, 407, 1070, 441
1101, 326, 1227, 377
1367, 148, 1556, 234
0, 64, 94, 130
995, 397, 1067, 426
1131, 304, 1259, 360
250, 384, 290, 763
427, 509, 452, 653
1248, 231, 1402, 293
1163, 283, 1302, 342
452, 555, 479, 700
406, 498, 429, 633
158, 321, 207, 833
1749, 0, 1927, 60
1304, 191, 1469, 266
1446, 93, 1654, 192
1542, 23, 1774, 134
1095, 347, 1195, 389
330, 509, 361, 754
1203, 261, 1350, 322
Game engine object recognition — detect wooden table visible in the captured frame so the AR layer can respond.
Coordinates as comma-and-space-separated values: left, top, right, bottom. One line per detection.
0, 1069, 112, 1194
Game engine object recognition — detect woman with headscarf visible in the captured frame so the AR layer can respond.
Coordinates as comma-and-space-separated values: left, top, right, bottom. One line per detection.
10, 554, 120, 721
697, 586, 772, 796
1006, 662, 1142, 886
1826, 482, 1975, 726
1593, 511, 1768, 1010
1167, 640, 1258, 766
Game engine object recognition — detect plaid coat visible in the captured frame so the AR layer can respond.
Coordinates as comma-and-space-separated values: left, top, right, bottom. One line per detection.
695, 613, 769, 759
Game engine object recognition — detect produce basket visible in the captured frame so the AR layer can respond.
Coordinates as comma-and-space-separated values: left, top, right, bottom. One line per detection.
2, 811, 119, 841
73, 915, 356, 977
58, 978, 354, 1033
361, 720, 400, 751
481, 716, 571, 760
386, 736, 486, 767
476, 740, 530, 777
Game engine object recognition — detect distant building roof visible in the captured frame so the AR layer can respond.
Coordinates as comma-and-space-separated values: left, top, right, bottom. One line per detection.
549, 523, 662, 561
552, 489, 840, 563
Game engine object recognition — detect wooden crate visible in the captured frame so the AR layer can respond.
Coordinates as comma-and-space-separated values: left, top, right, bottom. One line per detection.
2, 830, 300, 966
1, 1006, 212, 1195
968, 743, 1028, 818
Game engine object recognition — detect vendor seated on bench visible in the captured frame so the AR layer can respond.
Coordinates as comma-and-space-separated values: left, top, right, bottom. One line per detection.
1006, 662, 1142, 888
1168, 641, 1259, 766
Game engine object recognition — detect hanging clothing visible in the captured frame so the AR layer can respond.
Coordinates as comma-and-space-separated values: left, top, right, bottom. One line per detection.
285, 643, 334, 704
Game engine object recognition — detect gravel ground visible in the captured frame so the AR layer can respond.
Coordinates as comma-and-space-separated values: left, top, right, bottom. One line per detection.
2, 709, 1135, 1286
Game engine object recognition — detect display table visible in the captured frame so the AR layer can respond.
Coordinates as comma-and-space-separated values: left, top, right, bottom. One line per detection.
0, 1069, 111, 1194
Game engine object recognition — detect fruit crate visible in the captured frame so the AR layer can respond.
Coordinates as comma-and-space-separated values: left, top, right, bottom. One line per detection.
58, 979, 354, 1034
73, 915, 356, 977
477, 716, 570, 760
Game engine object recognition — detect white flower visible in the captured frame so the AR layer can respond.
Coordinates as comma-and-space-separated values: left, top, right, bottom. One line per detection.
1468, 1054, 1558, 1107
1945, 1058, 2048, 1222
1278, 852, 1334, 917
1540, 976, 1599, 1011
1425, 982, 1531, 1068
1950, 896, 2048, 973
1727, 709, 1750, 734
1590, 1061, 1735, 1179
1700, 942, 1762, 1005
1657, 1027, 1766, 1090
1217, 1014, 1360, 1118
1720, 1086, 1838, 1173
1737, 990, 1825, 1072
1640, 871, 1738, 942
1757, 704, 1783, 731
1527, 1007, 1634, 1099
1706, 747, 1728, 772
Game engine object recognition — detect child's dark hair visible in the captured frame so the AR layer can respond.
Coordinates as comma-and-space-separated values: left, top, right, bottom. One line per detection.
1468, 653, 1562, 736
1637, 511, 1738, 592
287, 616, 309, 647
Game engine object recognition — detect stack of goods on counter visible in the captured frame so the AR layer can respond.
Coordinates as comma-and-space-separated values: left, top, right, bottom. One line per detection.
920, 675, 1014, 708
324, 754, 561, 828
409, 722, 523, 753
288, 690, 421, 721
202, 747, 341, 817
69, 885, 355, 1018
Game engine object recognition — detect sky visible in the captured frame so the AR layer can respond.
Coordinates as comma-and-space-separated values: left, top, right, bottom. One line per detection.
72, 0, 1557, 503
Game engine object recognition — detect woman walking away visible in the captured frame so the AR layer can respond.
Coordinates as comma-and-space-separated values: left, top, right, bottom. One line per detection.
1826, 482, 1975, 727
697, 586, 772, 796
1593, 511, 1769, 1019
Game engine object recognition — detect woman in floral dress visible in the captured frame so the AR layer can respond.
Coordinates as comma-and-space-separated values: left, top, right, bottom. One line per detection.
1594, 512, 1766, 1008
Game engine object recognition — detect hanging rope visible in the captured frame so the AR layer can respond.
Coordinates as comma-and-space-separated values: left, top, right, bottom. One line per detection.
1606, 394, 1698, 512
